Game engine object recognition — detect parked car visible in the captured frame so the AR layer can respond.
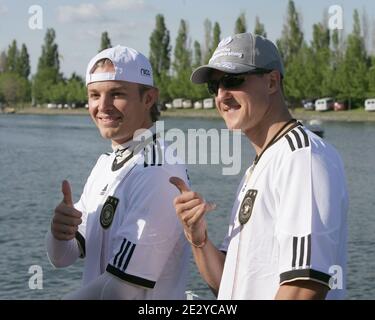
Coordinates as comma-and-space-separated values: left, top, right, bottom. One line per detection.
194, 101, 203, 109
334, 100, 348, 111
301, 99, 315, 110
365, 99, 375, 111
203, 98, 214, 109
172, 98, 183, 109
182, 99, 192, 109
315, 97, 334, 111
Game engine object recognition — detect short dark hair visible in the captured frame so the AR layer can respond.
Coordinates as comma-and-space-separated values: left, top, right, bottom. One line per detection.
138, 85, 160, 122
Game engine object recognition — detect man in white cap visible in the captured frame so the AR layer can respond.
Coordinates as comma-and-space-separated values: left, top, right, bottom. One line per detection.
170, 33, 348, 300
46, 45, 190, 299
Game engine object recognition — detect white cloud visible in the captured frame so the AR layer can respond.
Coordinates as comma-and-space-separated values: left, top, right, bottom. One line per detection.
104, 0, 146, 10
0, 3, 8, 15
58, 4, 104, 23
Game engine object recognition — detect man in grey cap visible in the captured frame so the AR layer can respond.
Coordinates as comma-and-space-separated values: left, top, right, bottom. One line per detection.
170, 33, 348, 299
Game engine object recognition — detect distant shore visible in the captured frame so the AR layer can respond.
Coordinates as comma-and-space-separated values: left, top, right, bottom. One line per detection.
2, 106, 375, 122
161, 107, 375, 122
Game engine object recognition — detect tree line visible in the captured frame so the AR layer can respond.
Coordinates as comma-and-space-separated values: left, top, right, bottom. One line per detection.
0, 0, 374, 108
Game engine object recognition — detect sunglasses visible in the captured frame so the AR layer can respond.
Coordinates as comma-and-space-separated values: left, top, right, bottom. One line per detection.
207, 69, 272, 96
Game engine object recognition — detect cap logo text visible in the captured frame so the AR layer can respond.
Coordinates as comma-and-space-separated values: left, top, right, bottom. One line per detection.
218, 36, 233, 48
141, 68, 151, 77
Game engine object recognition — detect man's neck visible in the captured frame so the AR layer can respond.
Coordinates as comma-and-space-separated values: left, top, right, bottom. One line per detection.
247, 106, 292, 156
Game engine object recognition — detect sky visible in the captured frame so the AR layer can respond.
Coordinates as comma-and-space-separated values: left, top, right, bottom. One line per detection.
0, 0, 374, 78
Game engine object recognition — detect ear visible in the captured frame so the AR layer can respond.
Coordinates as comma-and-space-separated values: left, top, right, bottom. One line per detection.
142, 87, 159, 110
268, 71, 281, 95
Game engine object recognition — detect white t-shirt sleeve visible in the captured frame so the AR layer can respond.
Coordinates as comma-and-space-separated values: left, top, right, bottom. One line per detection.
106, 165, 188, 289
45, 230, 80, 267
275, 144, 347, 288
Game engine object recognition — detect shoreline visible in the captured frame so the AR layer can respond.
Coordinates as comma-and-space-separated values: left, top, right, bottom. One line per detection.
3, 106, 375, 122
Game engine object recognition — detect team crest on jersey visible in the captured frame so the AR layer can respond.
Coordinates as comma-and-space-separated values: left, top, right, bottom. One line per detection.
100, 196, 119, 229
238, 189, 257, 225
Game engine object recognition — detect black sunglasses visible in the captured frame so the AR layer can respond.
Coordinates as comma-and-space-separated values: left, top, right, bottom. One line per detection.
207, 68, 272, 96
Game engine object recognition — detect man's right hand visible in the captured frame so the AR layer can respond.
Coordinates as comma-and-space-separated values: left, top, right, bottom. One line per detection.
169, 177, 216, 246
51, 180, 82, 241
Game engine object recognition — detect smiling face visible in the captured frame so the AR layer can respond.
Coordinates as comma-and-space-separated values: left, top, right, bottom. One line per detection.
87, 62, 156, 146
212, 70, 272, 137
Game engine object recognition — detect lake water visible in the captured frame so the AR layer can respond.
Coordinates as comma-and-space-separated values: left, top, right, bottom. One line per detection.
0, 114, 374, 300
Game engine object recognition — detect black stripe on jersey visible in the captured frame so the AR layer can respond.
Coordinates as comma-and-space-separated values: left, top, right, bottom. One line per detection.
297, 126, 310, 147
291, 130, 302, 149
299, 236, 305, 267
144, 137, 163, 167
285, 135, 296, 151
285, 128, 310, 152
75, 231, 86, 258
105, 152, 111, 156
117, 240, 131, 269
306, 234, 311, 267
291, 235, 312, 269
122, 243, 136, 271
152, 143, 156, 165
113, 238, 127, 266
106, 264, 156, 289
280, 269, 331, 288
292, 237, 298, 268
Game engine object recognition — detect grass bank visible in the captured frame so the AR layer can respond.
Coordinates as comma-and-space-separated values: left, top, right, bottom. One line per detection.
4, 106, 375, 122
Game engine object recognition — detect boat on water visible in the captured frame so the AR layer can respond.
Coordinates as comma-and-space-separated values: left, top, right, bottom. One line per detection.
301, 119, 324, 138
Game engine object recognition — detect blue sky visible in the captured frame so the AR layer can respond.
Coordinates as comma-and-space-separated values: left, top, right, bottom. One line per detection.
0, 0, 374, 78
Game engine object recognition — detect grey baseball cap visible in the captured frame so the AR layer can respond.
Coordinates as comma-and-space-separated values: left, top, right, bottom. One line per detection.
191, 33, 284, 83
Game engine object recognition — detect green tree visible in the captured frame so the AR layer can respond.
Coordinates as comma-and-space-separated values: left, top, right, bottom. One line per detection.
212, 22, 221, 51
335, 10, 368, 106
6, 40, 18, 73
283, 45, 309, 104
66, 73, 87, 105
169, 19, 193, 99
203, 19, 213, 63
48, 81, 67, 104
33, 28, 61, 103
0, 51, 7, 73
0, 72, 29, 105
193, 40, 202, 67
100, 31, 112, 52
254, 16, 267, 37
149, 14, 171, 102
16, 44, 31, 79
234, 12, 246, 34
310, 23, 332, 98
192, 40, 209, 99
276, 0, 304, 66
205, 22, 221, 63
367, 57, 375, 98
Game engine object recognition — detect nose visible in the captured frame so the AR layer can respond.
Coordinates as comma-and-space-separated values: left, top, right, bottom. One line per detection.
98, 93, 113, 112
216, 85, 232, 102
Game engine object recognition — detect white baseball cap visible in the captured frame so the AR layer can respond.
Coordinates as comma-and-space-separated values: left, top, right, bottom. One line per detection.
85, 45, 154, 87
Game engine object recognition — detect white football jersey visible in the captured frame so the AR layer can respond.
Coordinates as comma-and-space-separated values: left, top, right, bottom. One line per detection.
74, 131, 191, 299
219, 124, 348, 300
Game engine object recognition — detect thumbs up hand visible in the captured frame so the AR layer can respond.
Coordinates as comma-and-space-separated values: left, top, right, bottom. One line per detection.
169, 177, 216, 247
51, 180, 83, 241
